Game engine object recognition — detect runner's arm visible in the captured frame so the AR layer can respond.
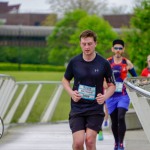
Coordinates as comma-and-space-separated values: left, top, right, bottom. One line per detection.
126, 59, 137, 77
62, 77, 81, 102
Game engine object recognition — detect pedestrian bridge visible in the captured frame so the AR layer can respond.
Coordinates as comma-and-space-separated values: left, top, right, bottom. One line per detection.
0, 74, 150, 149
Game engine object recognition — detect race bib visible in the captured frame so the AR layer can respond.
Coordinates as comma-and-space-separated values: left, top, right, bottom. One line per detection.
78, 84, 96, 100
115, 82, 123, 92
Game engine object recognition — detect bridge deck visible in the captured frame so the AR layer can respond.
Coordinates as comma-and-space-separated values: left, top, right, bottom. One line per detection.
0, 122, 150, 150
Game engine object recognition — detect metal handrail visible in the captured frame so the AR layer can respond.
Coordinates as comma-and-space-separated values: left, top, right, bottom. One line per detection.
124, 77, 150, 99
124, 77, 150, 143
0, 74, 64, 125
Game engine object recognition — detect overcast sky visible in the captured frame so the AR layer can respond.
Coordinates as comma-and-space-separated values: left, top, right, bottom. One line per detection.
0, 0, 135, 13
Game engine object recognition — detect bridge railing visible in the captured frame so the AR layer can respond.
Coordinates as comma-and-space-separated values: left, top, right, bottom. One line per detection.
1, 74, 150, 143
124, 77, 150, 143
0, 74, 63, 126
0, 74, 16, 119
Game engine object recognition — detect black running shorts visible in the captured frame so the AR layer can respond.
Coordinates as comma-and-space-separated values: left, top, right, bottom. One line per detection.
69, 114, 104, 133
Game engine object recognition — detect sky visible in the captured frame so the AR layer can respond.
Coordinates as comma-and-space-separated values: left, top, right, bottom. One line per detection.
0, 0, 135, 13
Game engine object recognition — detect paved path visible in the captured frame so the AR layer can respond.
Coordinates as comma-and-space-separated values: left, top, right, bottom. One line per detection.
0, 122, 114, 150
125, 129, 150, 150
0, 122, 150, 150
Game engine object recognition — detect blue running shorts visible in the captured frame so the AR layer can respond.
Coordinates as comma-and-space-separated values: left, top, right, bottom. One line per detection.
106, 94, 130, 114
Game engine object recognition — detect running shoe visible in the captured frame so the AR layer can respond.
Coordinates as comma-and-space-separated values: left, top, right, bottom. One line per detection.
114, 143, 118, 150
104, 120, 108, 126
98, 130, 103, 141
118, 143, 124, 150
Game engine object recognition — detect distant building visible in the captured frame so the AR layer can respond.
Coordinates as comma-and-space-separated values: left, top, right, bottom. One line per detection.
0, 13, 57, 26
0, 25, 54, 47
103, 14, 133, 28
0, 2, 132, 28
0, 2, 20, 14
0, 2, 133, 47
0, 13, 132, 28
0, 1, 20, 24
0, 2, 57, 26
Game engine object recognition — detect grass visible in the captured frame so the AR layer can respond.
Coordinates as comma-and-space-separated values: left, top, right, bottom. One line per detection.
1, 71, 71, 123
0, 71, 64, 81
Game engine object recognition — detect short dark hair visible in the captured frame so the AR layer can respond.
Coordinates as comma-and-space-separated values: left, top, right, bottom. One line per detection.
113, 39, 124, 47
80, 30, 97, 42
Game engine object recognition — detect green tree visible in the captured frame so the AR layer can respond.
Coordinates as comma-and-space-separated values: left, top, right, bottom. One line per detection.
21, 47, 49, 64
47, 9, 117, 65
69, 15, 118, 58
0, 46, 18, 63
122, 0, 150, 73
47, 9, 88, 65
42, 14, 57, 26
0, 46, 49, 64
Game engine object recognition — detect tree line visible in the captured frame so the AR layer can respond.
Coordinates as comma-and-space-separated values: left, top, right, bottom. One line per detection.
0, 0, 149, 74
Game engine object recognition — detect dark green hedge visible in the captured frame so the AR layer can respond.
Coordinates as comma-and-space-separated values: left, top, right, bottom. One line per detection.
0, 63, 66, 72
